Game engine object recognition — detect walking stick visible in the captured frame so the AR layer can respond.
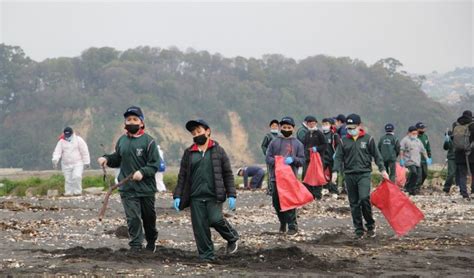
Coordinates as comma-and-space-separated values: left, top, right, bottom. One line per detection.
98, 173, 133, 221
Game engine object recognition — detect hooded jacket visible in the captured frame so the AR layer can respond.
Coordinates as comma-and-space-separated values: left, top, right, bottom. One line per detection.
453, 115, 474, 164
265, 135, 305, 181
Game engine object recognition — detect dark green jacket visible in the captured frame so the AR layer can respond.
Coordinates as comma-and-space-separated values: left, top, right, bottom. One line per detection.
104, 133, 160, 197
333, 130, 385, 174
418, 133, 431, 162
323, 132, 341, 166
261, 132, 278, 155
443, 139, 455, 160
173, 140, 236, 210
296, 125, 308, 144
378, 133, 400, 162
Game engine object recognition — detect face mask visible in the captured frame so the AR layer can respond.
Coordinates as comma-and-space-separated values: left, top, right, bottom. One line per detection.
65, 136, 72, 142
125, 124, 140, 134
418, 131, 424, 135
409, 135, 417, 140
270, 129, 279, 134
281, 130, 293, 138
193, 134, 208, 145
348, 128, 359, 137
308, 127, 318, 131
322, 126, 330, 133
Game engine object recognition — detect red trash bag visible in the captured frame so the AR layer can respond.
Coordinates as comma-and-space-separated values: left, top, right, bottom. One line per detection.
275, 156, 314, 212
395, 162, 407, 188
303, 151, 327, 186
371, 179, 424, 236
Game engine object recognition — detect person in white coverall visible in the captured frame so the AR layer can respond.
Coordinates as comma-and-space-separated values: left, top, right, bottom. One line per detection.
155, 145, 167, 192
52, 127, 90, 196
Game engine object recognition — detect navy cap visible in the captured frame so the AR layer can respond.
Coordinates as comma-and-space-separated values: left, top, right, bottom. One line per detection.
304, 115, 317, 122
408, 126, 417, 132
186, 119, 210, 132
385, 123, 395, 132
346, 114, 361, 126
336, 114, 346, 123
124, 106, 144, 121
63, 127, 73, 137
280, 116, 295, 127
269, 119, 279, 127
415, 122, 426, 129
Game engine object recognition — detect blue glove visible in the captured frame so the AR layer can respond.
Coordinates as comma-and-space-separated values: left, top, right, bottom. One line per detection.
427, 158, 432, 166
228, 197, 236, 210
284, 156, 294, 165
444, 135, 450, 142
173, 198, 181, 212
332, 153, 336, 160
400, 159, 405, 166
312, 146, 317, 153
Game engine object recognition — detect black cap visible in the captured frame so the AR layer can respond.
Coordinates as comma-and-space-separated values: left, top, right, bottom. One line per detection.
346, 114, 361, 126
385, 123, 395, 132
408, 126, 417, 132
63, 127, 73, 137
269, 119, 279, 127
124, 106, 144, 121
415, 122, 426, 129
462, 110, 472, 118
336, 114, 346, 123
322, 118, 332, 124
304, 115, 317, 122
280, 116, 295, 127
186, 119, 210, 132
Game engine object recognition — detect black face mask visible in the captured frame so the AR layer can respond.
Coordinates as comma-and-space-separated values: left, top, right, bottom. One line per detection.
125, 124, 140, 134
281, 130, 293, 138
418, 131, 424, 135
193, 134, 208, 145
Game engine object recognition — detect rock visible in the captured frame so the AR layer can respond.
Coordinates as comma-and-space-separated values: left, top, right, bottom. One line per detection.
25, 187, 36, 197
84, 187, 104, 195
115, 225, 129, 239
47, 189, 59, 198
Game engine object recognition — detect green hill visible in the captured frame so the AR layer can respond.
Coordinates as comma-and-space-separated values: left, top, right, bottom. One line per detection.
0, 44, 455, 169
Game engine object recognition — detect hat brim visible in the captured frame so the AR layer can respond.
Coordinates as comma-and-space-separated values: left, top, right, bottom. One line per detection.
185, 120, 209, 132
124, 112, 143, 120
346, 124, 358, 129
279, 121, 295, 127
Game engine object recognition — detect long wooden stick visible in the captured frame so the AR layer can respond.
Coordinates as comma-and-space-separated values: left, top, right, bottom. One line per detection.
98, 173, 133, 221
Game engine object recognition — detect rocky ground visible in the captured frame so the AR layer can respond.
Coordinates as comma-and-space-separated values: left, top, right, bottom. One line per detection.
0, 185, 473, 277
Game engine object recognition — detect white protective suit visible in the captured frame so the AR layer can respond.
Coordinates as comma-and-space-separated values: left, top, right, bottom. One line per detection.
155, 145, 166, 192
52, 134, 90, 195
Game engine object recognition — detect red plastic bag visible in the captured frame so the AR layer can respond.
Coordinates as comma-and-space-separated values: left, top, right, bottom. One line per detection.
275, 156, 314, 212
303, 151, 327, 186
395, 162, 407, 188
371, 180, 424, 236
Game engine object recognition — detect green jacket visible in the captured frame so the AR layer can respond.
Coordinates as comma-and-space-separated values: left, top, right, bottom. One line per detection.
418, 133, 431, 162
443, 139, 455, 160
261, 132, 278, 155
296, 125, 308, 144
377, 133, 400, 162
333, 130, 385, 174
104, 133, 160, 197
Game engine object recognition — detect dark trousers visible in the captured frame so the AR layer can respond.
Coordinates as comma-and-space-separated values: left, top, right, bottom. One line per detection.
418, 162, 428, 188
272, 183, 297, 231
302, 159, 322, 199
455, 163, 474, 198
250, 169, 265, 189
384, 161, 396, 183
121, 195, 158, 248
190, 199, 239, 260
266, 164, 274, 195
323, 165, 338, 194
405, 165, 421, 194
443, 160, 457, 192
345, 172, 375, 235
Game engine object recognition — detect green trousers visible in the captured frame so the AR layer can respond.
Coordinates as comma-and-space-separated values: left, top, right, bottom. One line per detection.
272, 184, 298, 231
443, 160, 457, 192
121, 195, 158, 248
384, 161, 396, 183
418, 162, 428, 188
345, 172, 375, 235
190, 199, 239, 260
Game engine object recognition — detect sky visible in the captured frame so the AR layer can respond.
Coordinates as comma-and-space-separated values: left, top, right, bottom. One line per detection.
0, 0, 472, 74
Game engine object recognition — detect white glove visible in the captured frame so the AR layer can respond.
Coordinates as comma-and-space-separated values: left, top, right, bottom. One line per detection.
381, 170, 389, 180
132, 170, 143, 181
331, 172, 338, 184
97, 157, 108, 167
52, 160, 58, 169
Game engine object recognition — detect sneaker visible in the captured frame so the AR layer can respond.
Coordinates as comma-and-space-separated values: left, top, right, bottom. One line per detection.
129, 246, 142, 253
462, 196, 471, 201
227, 240, 238, 254
367, 228, 376, 238
354, 233, 364, 240
145, 242, 156, 253
287, 229, 298, 237
279, 223, 287, 234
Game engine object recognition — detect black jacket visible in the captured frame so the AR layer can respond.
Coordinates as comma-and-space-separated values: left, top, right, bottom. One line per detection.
453, 115, 474, 164
173, 140, 236, 210
302, 129, 328, 162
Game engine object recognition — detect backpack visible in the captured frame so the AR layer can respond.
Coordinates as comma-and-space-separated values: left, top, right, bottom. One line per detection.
452, 123, 473, 154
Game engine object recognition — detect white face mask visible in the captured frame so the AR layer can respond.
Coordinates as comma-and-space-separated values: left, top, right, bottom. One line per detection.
322, 126, 330, 133
270, 129, 279, 134
308, 127, 318, 131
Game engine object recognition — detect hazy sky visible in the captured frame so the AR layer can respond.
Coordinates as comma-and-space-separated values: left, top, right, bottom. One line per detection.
1, 0, 472, 73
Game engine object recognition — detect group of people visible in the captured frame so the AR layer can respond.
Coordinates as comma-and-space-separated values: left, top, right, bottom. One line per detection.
50, 106, 473, 261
